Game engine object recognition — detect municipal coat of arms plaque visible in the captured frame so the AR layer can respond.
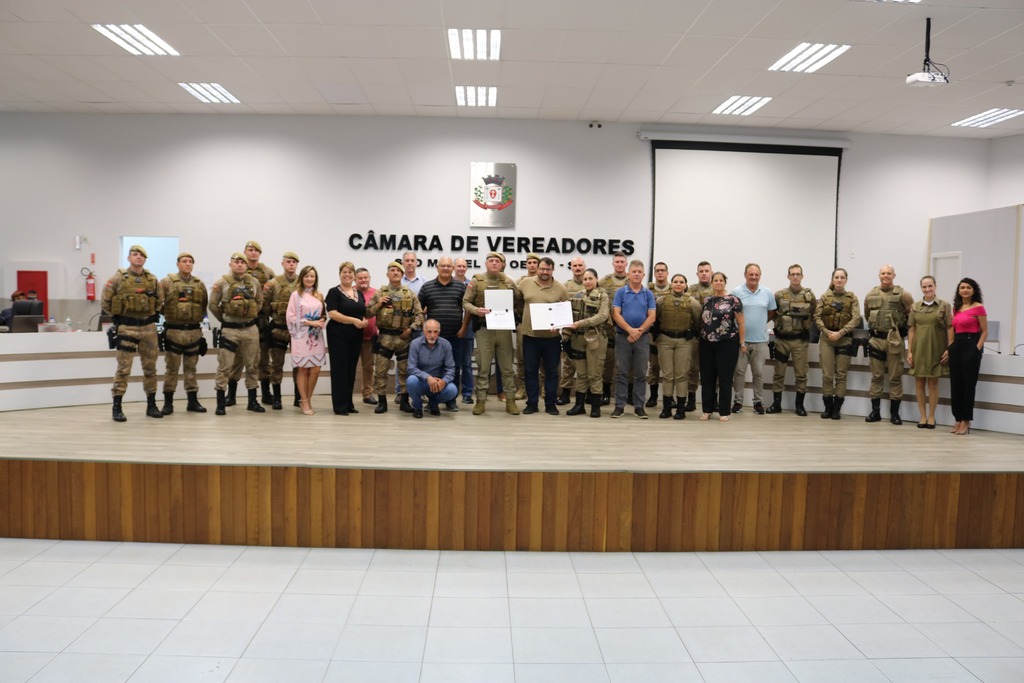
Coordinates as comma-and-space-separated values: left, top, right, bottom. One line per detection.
470, 162, 516, 228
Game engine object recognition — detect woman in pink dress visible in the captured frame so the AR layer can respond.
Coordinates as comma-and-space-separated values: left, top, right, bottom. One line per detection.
948, 277, 987, 435
287, 265, 327, 415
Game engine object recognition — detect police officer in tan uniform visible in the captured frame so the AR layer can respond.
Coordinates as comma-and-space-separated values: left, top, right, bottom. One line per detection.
766, 264, 816, 416
597, 251, 629, 405
209, 253, 265, 415
463, 252, 523, 415
863, 264, 914, 425
262, 251, 300, 410
686, 261, 715, 412
814, 268, 861, 420
366, 261, 424, 413
557, 257, 587, 405
646, 261, 672, 409
224, 240, 276, 407
564, 267, 608, 417
159, 252, 208, 415
654, 274, 701, 419
102, 245, 165, 422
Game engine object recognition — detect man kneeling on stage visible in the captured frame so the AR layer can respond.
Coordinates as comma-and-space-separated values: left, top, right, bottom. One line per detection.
406, 319, 457, 418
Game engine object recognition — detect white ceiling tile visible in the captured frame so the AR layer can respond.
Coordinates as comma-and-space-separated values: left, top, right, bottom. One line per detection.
39, 56, 120, 82
397, 59, 451, 85
662, 35, 740, 69
3, 79, 74, 101
564, 0, 639, 32
499, 61, 551, 87
384, 26, 446, 59
502, 0, 574, 30
627, 0, 707, 33
362, 82, 411, 105
668, 93, 730, 114
155, 23, 235, 56
0, 55, 75, 81
113, 0, 200, 24
450, 60, 500, 83
535, 107, 583, 119
540, 87, 591, 108
975, 22, 1024, 52
373, 104, 417, 116
655, 112, 705, 124
323, 25, 391, 58
407, 83, 452, 106
500, 29, 564, 62
865, 6, 977, 47
624, 89, 680, 111
309, 0, 380, 25
248, 103, 297, 114
245, 0, 319, 24
944, 50, 1019, 81
596, 64, 654, 89
646, 66, 704, 92
576, 107, 622, 121
86, 102, 139, 112
273, 80, 328, 103
207, 24, 288, 57
239, 56, 307, 82
188, 56, 260, 82
349, 59, 405, 83
688, 0, 778, 37
813, 3, 908, 44
4, 0, 81, 22
176, 0, 260, 24
87, 56, 168, 81
691, 68, 761, 94
44, 79, 113, 102
332, 103, 376, 115
293, 57, 355, 82
60, 0, 138, 23
715, 38, 799, 71
266, 24, 339, 57
315, 82, 367, 104
585, 88, 640, 110
557, 31, 619, 63
969, 54, 1024, 84
216, 81, 282, 103
611, 33, 680, 66
439, 0, 504, 27
748, 0, 847, 41
373, 0, 441, 27
415, 104, 456, 116
495, 85, 545, 107
143, 55, 211, 82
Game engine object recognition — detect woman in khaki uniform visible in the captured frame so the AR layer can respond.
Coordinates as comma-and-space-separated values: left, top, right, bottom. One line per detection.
814, 268, 862, 420
654, 274, 701, 420
564, 268, 609, 418
907, 275, 953, 429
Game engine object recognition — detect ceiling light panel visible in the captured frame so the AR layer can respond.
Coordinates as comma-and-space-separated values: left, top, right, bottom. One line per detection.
951, 108, 1024, 128
713, 95, 772, 116
92, 24, 179, 56
455, 86, 498, 107
448, 29, 501, 60
769, 43, 851, 73
179, 83, 240, 104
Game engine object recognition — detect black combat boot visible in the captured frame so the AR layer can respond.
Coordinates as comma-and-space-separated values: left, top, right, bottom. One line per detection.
684, 392, 696, 412
674, 400, 686, 420
865, 398, 882, 422
374, 394, 388, 414
186, 391, 207, 413
161, 391, 175, 415
646, 383, 659, 408
225, 379, 238, 406
831, 397, 844, 420
556, 388, 570, 406
820, 396, 834, 419
215, 389, 226, 415
589, 392, 602, 418
271, 383, 282, 410
659, 396, 674, 419
566, 392, 587, 416
146, 393, 164, 418
112, 395, 127, 422
890, 399, 903, 426
765, 392, 783, 414
795, 392, 807, 417
247, 388, 266, 413
399, 393, 414, 413
601, 383, 611, 406
260, 378, 272, 405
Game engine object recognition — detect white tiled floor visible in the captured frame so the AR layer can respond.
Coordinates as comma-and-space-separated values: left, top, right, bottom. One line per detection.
1, 540, 1023, 683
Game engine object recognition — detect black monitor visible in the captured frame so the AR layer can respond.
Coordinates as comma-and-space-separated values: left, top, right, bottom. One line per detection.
12, 299, 43, 316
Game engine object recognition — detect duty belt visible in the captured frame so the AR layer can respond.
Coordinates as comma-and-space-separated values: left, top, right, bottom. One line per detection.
221, 319, 256, 329
870, 328, 907, 339
774, 331, 809, 341
659, 329, 694, 339
164, 322, 201, 331
114, 315, 157, 326
378, 327, 406, 335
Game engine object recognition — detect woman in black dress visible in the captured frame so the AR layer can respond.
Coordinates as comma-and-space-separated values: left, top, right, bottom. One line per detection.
325, 261, 368, 415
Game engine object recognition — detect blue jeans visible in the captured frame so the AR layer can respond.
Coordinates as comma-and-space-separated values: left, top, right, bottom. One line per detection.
523, 336, 561, 408
406, 374, 458, 410
450, 336, 474, 398
614, 331, 650, 409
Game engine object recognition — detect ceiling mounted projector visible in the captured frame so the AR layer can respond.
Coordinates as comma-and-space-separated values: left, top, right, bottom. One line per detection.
907, 17, 949, 87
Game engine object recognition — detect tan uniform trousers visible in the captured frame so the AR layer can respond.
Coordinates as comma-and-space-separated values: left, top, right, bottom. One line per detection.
111, 322, 159, 397
559, 348, 576, 390
267, 328, 290, 384
372, 333, 410, 396
228, 316, 272, 382
656, 335, 694, 399
771, 337, 810, 393
688, 344, 701, 395
359, 338, 374, 398
868, 336, 906, 400
647, 337, 661, 385
475, 326, 516, 400
571, 333, 606, 394
162, 327, 203, 394
215, 325, 260, 391
602, 331, 617, 383
819, 336, 854, 398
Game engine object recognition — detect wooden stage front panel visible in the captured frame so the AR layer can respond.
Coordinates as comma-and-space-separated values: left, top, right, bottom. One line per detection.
2, 459, 1021, 552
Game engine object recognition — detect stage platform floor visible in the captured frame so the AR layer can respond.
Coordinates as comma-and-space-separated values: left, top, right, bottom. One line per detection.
2, 398, 1020, 474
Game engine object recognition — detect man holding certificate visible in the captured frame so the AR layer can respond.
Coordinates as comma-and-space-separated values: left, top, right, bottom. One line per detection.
463, 252, 523, 415
519, 257, 569, 415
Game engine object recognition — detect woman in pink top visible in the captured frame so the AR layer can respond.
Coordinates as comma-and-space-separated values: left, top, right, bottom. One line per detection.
287, 265, 327, 415
948, 278, 987, 435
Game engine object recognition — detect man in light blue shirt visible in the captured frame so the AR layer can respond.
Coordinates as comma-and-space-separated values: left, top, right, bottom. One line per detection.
611, 260, 657, 418
732, 263, 777, 414
406, 319, 457, 418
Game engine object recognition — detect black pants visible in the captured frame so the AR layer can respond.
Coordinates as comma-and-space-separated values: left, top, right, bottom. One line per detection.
949, 333, 983, 422
699, 337, 740, 416
327, 324, 361, 413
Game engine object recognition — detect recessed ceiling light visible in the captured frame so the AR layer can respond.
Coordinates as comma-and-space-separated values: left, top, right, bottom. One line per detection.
713, 96, 772, 116
769, 43, 851, 73
448, 29, 501, 60
455, 86, 498, 107
179, 83, 240, 104
951, 108, 1024, 128
92, 24, 179, 56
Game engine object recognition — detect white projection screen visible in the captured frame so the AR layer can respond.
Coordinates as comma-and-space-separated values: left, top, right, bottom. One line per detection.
651, 142, 842, 295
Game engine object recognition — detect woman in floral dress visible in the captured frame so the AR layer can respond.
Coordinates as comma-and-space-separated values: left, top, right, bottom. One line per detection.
698, 272, 745, 422
287, 265, 327, 415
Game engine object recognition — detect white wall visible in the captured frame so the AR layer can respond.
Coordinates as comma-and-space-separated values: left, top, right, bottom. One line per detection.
988, 133, 1024, 209
0, 113, 995, 306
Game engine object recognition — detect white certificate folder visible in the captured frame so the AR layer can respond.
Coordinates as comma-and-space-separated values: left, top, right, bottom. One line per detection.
484, 290, 515, 330
530, 301, 573, 331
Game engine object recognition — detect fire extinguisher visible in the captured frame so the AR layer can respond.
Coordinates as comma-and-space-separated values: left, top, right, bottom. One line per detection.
82, 267, 96, 301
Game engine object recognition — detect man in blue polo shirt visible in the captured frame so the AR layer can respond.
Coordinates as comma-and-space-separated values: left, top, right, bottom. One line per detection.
732, 263, 777, 414
610, 259, 657, 418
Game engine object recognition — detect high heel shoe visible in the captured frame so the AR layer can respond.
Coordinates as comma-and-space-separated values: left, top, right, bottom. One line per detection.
300, 399, 314, 416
